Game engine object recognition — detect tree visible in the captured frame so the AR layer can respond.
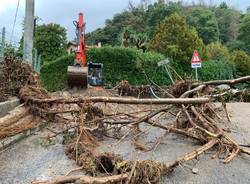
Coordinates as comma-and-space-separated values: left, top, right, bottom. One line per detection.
247, 6, 250, 13
230, 50, 250, 75
206, 42, 230, 61
214, 4, 241, 43
35, 23, 67, 62
86, 1, 182, 46
128, 0, 136, 11
131, 33, 148, 51
121, 27, 148, 51
121, 27, 136, 47
237, 13, 250, 54
86, 9, 145, 46
226, 40, 245, 51
145, 1, 182, 37
4, 43, 22, 58
219, 2, 228, 9
18, 23, 67, 63
149, 14, 205, 65
139, 0, 151, 10
186, 8, 219, 44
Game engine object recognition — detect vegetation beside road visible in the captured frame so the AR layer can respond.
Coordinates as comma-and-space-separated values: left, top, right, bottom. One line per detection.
21, 1, 250, 90
41, 46, 234, 91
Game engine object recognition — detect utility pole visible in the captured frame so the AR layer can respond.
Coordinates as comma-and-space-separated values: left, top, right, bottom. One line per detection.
23, 0, 34, 65
0, 27, 6, 62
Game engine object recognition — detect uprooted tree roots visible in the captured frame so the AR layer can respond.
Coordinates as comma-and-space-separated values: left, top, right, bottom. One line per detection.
117, 80, 162, 98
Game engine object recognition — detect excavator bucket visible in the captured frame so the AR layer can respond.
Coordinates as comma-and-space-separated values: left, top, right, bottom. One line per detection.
67, 66, 88, 88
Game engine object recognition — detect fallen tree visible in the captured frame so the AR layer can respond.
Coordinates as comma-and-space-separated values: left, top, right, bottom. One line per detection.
192, 75, 250, 87
0, 113, 40, 140
0, 105, 29, 127
19, 86, 209, 105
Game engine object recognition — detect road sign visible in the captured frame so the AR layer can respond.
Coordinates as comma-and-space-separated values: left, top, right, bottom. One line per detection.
191, 50, 201, 68
157, 59, 170, 67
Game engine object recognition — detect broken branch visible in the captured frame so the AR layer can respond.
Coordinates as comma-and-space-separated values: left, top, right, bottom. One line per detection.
192, 76, 250, 87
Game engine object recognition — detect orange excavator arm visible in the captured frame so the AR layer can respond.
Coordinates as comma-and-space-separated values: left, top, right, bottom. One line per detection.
74, 13, 87, 67
67, 13, 88, 88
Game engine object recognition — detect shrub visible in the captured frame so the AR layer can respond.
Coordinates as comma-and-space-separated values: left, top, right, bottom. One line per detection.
199, 60, 234, 81
230, 50, 250, 76
206, 42, 230, 61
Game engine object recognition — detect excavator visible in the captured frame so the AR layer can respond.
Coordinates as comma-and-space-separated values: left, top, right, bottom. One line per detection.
67, 13, 103, 88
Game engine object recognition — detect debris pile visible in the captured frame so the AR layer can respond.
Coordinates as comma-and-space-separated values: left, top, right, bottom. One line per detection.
0, 57, 38, 102
117, 80, 163, 98
171, 80, 193, 97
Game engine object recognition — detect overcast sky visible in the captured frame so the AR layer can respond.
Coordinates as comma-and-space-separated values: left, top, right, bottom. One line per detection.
0, 0, 249, 46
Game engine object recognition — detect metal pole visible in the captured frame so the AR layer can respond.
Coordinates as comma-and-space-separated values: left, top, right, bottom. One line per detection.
195, 68, 198, 81
0, 27, 5, 62
23, 0, 34, 65
164, 65, 175, 84
33, 48, 37, 71
37, 54, 41, 74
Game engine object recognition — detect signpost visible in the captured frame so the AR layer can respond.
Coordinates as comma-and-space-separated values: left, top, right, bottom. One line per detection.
191, 50, 202, 81
158, 58, 174, 84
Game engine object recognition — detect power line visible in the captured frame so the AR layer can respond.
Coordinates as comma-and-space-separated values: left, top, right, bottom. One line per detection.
6, 30, 21, 41
10, 0, 21, 43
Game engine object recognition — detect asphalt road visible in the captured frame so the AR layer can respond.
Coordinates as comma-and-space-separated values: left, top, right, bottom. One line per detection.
0, 103, 249, 184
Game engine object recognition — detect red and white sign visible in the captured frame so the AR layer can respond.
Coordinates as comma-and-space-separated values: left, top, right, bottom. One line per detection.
191, 50, 202, 68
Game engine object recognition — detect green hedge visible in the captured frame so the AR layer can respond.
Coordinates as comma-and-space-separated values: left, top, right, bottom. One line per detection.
41, 47, 235, 92
230, 50, 250, 76
41, 47, 168, 91
41, 54, 74, 91
167, 60, 234, 82
199, 60, 234, 81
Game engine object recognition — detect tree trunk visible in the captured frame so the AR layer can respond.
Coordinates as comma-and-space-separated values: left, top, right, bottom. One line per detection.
0, 105, 29, 127
41, 174, 128, 184
27, 97, 210, 105
192, 76, 250, 87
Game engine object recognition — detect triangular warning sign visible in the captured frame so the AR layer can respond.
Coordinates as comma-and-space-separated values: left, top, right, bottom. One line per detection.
191, 50, 201, 63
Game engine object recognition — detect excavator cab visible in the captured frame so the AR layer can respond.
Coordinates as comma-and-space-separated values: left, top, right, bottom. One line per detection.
88, 62, 104, 86
67, 13, 104, 88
